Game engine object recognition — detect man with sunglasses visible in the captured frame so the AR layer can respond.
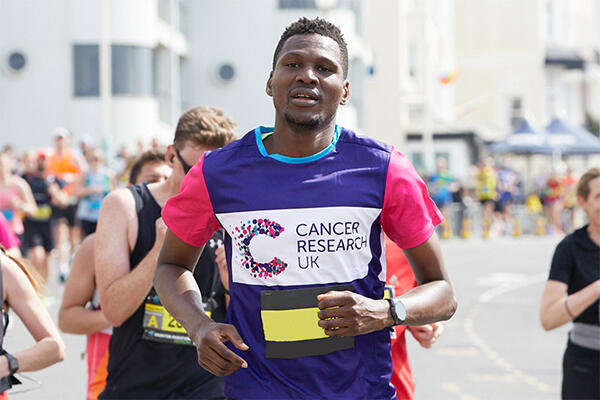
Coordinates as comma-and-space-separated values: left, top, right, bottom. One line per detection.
94, 106, 237, 399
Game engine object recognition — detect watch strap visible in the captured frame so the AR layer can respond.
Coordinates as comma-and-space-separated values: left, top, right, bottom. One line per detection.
4, 351, 18, 375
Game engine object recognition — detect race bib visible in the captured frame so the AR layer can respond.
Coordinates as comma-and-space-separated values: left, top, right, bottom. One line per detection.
142, 293, 212, 346
31, 204, 52, 221
260, 283, 355, 359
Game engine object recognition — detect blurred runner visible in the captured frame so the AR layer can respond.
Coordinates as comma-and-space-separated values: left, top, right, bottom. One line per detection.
561, 167, 578, 233
0, 214, 20, 258
476, 158, 497, 238
0, 151, 37, 246
427, 157, 455, 238
542, 170, 564, 235
47, 128, 87, 281
59, 150, 170, 400
75, 148, 113, 238
22, 151, 68, 281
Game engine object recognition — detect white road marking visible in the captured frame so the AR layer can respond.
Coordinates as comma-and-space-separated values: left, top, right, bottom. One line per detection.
464, 273, 554, 393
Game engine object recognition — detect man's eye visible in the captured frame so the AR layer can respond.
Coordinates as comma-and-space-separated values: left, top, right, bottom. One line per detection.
287, 62, 299, 68
318, 66, 331, 72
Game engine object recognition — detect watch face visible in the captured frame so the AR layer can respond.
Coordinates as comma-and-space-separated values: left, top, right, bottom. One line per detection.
393, 298, 407, 323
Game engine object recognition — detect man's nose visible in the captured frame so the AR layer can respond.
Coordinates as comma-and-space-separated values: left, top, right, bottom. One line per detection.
296, 66, 317, 84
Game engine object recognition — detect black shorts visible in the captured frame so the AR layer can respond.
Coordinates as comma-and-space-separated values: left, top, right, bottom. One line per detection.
562, 340, 599, 399
480, 198, 496, 208
51, 203, 78, 227
23, 220, 54, 253
80, 219, 97, 237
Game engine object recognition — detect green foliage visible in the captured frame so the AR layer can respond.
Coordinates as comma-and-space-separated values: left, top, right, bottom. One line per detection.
585, 113, 600, 137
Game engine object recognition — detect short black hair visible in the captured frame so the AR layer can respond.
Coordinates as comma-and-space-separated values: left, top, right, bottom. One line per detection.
273, 17, 348, 78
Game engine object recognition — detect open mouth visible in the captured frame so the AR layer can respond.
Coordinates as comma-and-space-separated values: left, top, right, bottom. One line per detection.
290, 89, 319, 105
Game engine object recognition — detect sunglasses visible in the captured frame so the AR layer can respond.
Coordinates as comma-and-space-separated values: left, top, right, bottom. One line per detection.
175, 148, 193, 174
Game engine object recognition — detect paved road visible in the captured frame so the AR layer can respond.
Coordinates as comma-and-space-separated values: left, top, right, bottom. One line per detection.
407, 235, 566, 400
5, 235, 565, 399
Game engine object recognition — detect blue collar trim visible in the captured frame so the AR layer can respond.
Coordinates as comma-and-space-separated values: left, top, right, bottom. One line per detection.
254, 125, 340, 164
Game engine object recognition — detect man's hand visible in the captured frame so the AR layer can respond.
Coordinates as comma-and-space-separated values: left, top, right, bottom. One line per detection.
316, 290, 393, 336
152, 218, 167, 251
191, 321, 249, 376
408, 322, 444, 348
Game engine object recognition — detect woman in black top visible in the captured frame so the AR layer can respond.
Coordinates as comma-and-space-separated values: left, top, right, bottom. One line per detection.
540, 167, 600, 399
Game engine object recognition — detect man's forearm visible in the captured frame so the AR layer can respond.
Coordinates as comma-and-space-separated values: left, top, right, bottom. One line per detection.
153, 263, 212, 341
101, 247, 159, 326
59, 307, 111, 335
397, 280, 456, 326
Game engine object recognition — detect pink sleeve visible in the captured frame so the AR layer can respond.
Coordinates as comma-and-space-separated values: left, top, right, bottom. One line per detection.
0, 213, 19, 249
380, 149, 443, 249
161, 155, 220, 247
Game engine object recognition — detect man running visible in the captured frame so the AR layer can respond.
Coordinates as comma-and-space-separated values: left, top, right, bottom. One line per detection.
22, 150, 68, 281
95, 107, 236, 399
155, 17, 457, 399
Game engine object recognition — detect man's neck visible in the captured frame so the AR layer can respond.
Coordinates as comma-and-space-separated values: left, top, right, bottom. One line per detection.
266, 119, 336, 158
588, 223, 600, 247
147, 177, 181, 208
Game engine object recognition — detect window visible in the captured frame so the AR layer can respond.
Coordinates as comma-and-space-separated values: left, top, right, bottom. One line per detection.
73, 45, 99, 96
73, 44, 153, 97
112, 45, 154, 96
510, 97, 523, 128
279, 0, 316, 8
411, 152, 425, 172
408, 41, 417, 78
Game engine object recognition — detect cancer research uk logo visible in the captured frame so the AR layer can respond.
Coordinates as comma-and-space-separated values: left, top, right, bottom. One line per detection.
234, 218, 287, 279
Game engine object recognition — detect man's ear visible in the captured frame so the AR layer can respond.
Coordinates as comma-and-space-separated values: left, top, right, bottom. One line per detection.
166, 144, 176, 167
340, 80, 350, 105
266, 71, 274, 97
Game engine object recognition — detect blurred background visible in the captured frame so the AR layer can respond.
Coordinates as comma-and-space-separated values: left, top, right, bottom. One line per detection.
2, 0, 600, 236
1, 1, 599, 399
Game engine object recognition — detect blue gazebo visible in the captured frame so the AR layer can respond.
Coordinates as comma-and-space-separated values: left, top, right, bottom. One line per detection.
546, 118, 600, 156
488, 118, 555, 155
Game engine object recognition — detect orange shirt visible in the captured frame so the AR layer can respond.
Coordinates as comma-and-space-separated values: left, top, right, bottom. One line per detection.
47, 149, 80, 181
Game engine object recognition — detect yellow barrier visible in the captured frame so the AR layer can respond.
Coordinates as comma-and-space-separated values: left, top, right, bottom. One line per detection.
460, 218, 471, 239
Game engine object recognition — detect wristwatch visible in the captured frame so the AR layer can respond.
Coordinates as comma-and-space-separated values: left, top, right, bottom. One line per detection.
387, 298, 407, 326
4, 352, 18, 376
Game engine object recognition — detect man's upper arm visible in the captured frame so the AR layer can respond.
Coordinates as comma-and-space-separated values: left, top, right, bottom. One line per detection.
402, 233, 448, 285
157, 229, 204, 273
94, 189, 134, 304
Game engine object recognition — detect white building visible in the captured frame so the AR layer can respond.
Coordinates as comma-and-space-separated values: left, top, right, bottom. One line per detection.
454, 0, 600, 138
181, 0, 365, 137
0, 0, 185, 151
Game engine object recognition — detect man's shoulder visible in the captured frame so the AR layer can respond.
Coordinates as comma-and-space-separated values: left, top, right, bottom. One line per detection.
100, 187, 136, 216
205, 129, 256, 159
338, 127, 394, 155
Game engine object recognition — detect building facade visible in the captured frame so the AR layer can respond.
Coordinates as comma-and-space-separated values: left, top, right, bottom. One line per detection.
0, 0, 185, 151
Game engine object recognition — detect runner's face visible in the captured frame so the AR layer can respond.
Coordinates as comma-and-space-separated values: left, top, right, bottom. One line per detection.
267, 34, 349, 129
135, 162, 171, 184
174, 142, 211, 183
579, 177, 600, 226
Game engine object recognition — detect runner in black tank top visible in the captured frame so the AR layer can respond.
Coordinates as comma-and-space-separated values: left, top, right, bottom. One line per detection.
100, 183, 227, 399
